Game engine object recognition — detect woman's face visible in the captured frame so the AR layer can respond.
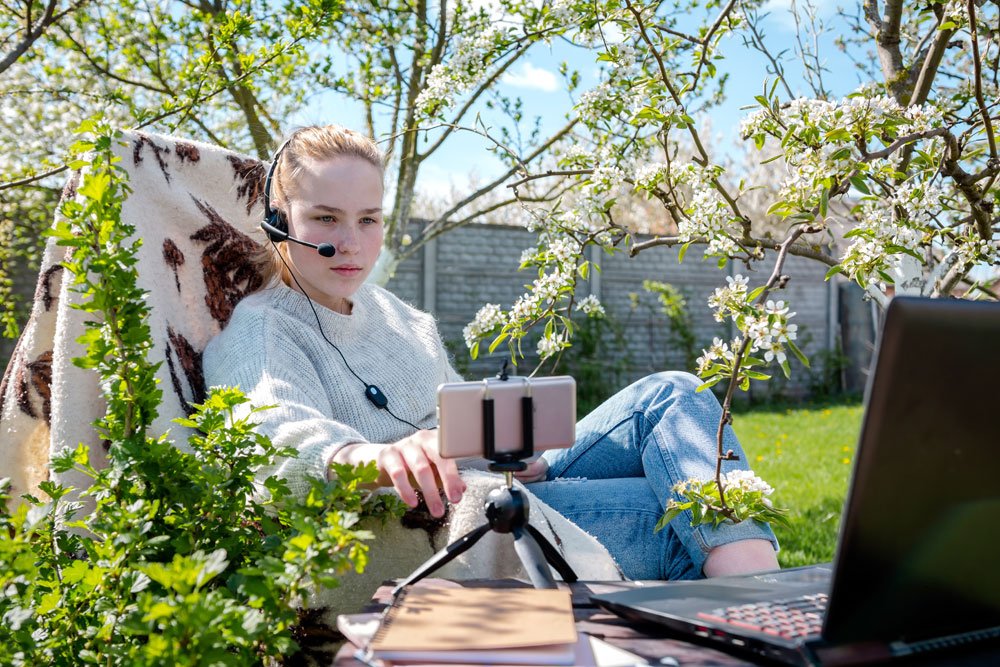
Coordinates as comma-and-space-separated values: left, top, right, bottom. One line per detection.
282, 155, 384, 314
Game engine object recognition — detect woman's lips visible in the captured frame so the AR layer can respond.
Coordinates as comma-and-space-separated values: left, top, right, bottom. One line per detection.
331, 266, 362, 275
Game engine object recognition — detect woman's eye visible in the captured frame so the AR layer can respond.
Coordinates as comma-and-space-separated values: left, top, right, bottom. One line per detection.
361, 217, 378, 225
317, 215, 335, 223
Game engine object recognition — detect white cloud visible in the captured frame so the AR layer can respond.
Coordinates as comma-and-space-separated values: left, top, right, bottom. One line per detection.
501, 62, 559, 92
759, 0, 839, 30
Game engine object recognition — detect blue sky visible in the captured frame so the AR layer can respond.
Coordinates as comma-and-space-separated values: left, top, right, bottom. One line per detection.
292, 0, 860, 200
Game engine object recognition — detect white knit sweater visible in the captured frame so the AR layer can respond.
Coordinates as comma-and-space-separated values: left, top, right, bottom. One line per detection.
202, 282, 462, 499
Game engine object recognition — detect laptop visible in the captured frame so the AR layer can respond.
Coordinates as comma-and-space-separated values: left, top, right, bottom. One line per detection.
591, 296, 1000, 666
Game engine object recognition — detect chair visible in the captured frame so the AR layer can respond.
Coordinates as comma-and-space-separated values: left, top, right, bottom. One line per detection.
0, 129, 623, 646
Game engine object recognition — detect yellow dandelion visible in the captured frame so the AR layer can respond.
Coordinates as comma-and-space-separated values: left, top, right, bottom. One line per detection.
756, 454, 764, 462
842, 457, 851, 465
842, 446, 851, 452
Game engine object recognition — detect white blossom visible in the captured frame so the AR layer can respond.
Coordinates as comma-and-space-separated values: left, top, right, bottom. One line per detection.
416, 25, 514, 117
633, 162, 667, 191
721, 470, 774, 495
463, 303, 506, 348
575, 294, 605, 317
536, 332, 566, 360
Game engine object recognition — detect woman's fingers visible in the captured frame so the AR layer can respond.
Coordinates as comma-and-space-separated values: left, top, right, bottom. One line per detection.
418, 432, 466, 505
378, 447, 419, 508
375, 431, 467, 517
429, 451, 465, 504
400, 444, 447, 517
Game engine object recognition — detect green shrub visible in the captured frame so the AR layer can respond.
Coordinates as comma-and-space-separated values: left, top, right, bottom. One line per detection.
0, 121, 400, 666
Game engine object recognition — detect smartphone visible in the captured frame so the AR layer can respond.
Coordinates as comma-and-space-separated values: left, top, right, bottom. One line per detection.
436, 376, 576, 459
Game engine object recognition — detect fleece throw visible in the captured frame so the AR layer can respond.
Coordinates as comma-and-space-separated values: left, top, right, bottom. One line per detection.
0, 130, 623, 628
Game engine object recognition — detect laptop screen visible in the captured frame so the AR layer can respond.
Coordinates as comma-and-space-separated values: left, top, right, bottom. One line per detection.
824, 297, 1000, 645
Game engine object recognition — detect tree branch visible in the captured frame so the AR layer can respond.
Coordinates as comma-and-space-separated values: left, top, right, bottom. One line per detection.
422, 118, 578, 238
508, 168, 594, 189
207, 33, 274, 157
0, 0, 63, 75
711, 223, 820, 513
54, 24, 171, 94
908, 19, 954, 106
691, 0, 741, 86
628, 234, 838, 267
965, 0, 997, 158
419, 42, 532, 160
0, 164, 68, 192
870, 0, 909, 103
740, 10, 795, 100
624, 0, 711, 166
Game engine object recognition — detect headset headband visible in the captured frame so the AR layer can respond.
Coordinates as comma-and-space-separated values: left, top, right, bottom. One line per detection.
263, 138, 292, 216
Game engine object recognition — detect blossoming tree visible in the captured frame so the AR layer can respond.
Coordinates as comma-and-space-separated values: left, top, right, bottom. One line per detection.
458, 0, 998, 525
0, 0, 581, 348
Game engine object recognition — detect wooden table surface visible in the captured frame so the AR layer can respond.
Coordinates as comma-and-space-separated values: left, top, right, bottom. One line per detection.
331, 579, 1000, 666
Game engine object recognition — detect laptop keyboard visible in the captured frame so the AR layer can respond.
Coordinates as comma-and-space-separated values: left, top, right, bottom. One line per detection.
697, 593, 828, 640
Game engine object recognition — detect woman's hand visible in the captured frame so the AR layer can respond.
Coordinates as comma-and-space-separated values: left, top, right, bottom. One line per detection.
512, 457, 549, 483
334, 431, 465, 517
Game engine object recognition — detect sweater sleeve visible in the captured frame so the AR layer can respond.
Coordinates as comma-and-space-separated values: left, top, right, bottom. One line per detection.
202, 318, 367, 501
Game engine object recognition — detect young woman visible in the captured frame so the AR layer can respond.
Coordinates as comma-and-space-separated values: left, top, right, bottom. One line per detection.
202, 125, 779, 581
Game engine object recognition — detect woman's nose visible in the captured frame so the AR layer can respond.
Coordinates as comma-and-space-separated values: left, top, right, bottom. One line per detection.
334, 224, 361, 254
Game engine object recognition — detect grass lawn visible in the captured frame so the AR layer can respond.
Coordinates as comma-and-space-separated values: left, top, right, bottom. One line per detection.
731, 398, 864, 568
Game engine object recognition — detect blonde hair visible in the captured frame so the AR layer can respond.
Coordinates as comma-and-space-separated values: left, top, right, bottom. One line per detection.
254, 125, 385, 286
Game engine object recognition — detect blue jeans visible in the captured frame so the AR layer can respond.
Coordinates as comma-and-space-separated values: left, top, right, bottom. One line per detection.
526, 371, 778, 580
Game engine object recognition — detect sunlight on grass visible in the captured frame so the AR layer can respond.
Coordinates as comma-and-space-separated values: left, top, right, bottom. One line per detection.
732, 399, 864, 568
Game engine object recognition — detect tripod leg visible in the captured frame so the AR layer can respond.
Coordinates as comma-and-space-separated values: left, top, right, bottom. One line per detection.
524, 524, 579, 583
391, 523, 492, 597
512, 527, 559, 589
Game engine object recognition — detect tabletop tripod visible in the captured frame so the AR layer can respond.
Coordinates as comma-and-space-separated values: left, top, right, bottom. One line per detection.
391, 375, 578, 598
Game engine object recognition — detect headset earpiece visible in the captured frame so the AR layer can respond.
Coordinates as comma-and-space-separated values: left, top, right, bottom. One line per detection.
263, 208, 289, 242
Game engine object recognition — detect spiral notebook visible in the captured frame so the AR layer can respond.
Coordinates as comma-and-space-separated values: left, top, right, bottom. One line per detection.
355, 586, 579, 665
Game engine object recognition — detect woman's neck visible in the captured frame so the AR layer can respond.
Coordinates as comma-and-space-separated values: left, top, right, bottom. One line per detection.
286, 281, 353, 315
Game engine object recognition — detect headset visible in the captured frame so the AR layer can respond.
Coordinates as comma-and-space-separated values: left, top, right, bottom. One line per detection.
260, 137, 418, 430
260, 140, 336, 258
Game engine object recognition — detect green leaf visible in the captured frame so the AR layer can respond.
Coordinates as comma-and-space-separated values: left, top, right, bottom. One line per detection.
36, 591, 61, 616
825, 265, 844, 280
819, 188, 829, 218
678, 242, 691, 263
655, 507, 684, 532
788, 340, 810, 367
144, 602, 177, 622
696, 376, 724, 392
77, 171, 111, 202
62, 560, 91, 584
488, 332, 509, 353
765, 200, 788, 217
38, 480, 69, 501
849, 175, 871, 195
